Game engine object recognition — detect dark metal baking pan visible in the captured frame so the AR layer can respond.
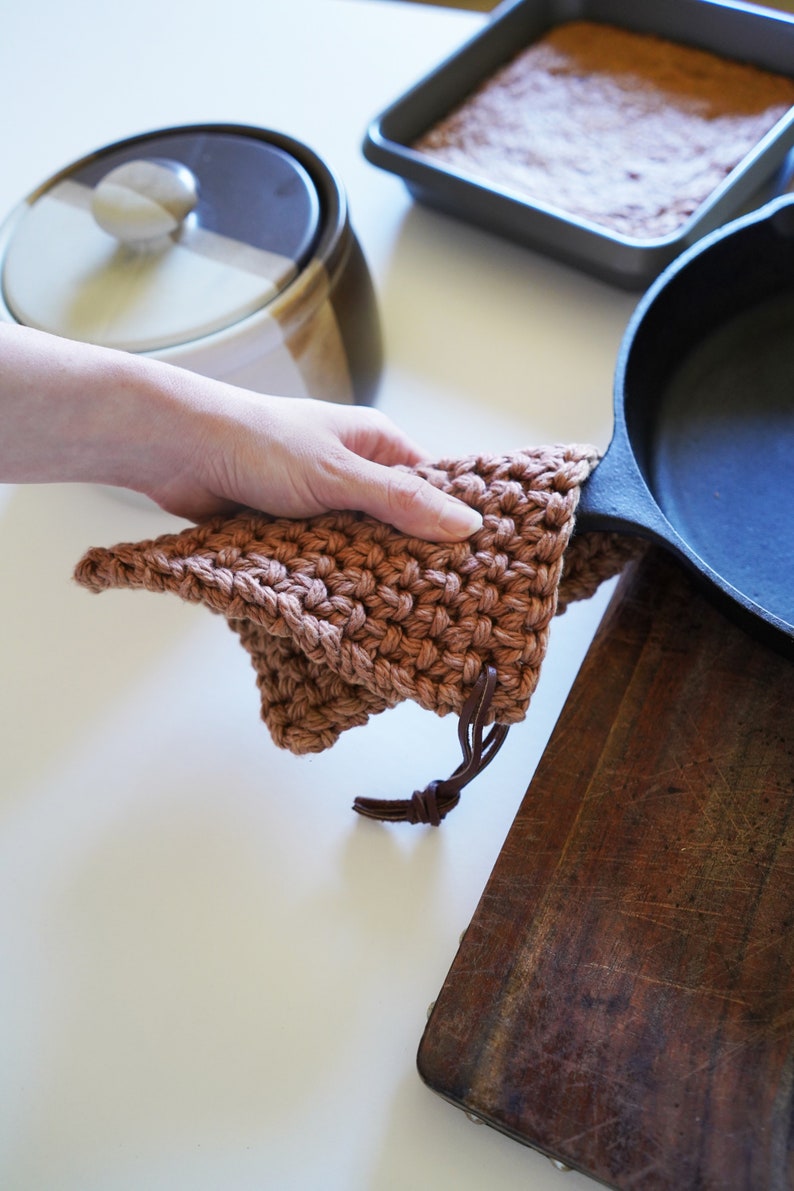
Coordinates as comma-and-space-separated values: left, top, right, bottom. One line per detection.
362, 0, 794, 289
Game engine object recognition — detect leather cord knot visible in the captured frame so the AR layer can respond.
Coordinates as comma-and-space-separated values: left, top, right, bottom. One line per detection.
411, 784, 443, 827
353, 666, 509, 825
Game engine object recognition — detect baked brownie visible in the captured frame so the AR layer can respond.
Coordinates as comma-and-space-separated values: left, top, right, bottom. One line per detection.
414, 21, 794, 239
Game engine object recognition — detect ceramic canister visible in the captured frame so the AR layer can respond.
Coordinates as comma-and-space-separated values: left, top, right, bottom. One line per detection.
0, 123, 382, 404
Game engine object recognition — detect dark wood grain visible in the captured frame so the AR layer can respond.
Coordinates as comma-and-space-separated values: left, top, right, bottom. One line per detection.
418, 548, 794, 1190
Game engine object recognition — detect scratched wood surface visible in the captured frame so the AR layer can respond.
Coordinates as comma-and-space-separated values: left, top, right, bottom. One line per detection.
418, 547, 794, 1190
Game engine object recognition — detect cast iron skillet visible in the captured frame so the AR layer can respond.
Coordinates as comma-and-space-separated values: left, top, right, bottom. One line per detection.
576, 193, 794, 657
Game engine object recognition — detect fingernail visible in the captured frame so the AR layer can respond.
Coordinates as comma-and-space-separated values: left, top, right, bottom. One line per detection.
438, 499, 483, 539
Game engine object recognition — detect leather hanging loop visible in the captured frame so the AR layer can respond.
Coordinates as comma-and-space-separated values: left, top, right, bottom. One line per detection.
353, 665, 509, 825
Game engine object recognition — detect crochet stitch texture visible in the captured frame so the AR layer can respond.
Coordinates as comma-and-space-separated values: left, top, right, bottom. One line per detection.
74, 445, 638, 755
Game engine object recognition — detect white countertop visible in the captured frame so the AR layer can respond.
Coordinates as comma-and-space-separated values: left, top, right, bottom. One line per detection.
0, 3, 642, 1188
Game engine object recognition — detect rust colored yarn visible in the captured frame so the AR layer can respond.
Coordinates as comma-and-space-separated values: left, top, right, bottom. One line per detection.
75, 445, 637, 762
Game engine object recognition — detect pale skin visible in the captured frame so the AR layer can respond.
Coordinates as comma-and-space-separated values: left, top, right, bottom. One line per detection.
0, 323, 483, 540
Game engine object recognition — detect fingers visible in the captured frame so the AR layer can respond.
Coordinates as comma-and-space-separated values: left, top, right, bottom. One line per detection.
326, 409, 483, 540
176, 392, 483, 539
326, 455, 483, 542
321, 404, 429, 469
264, 402, 483, 541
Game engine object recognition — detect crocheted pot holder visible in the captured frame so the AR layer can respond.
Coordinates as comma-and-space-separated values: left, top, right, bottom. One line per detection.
74, 445, 639, 823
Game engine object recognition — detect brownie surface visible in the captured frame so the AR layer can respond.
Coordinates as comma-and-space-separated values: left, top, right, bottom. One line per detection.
414, 21, 794, 239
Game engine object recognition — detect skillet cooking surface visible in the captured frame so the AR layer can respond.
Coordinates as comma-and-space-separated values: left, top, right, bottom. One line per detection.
651, 291, 794, 628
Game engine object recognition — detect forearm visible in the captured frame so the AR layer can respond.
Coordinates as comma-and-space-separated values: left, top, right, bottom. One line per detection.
0, 323, 198, 490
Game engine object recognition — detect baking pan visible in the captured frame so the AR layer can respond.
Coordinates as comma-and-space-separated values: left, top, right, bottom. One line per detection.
363, 0, 794, 288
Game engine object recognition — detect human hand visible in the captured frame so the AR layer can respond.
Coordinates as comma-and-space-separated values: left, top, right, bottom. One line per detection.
149, 385, 483, 540
0, 325, 482, 542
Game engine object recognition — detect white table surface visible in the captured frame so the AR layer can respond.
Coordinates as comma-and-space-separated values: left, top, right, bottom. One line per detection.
0, 3, 644, 1188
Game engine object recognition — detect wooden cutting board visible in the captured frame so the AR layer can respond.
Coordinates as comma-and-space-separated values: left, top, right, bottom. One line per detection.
418, 547, 794, 1190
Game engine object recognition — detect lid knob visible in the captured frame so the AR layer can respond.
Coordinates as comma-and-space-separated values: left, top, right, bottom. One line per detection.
91, 158, 199, 245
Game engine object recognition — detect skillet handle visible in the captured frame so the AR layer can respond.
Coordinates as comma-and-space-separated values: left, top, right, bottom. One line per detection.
576, 426, 679, 550
771, 147, 794, 199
